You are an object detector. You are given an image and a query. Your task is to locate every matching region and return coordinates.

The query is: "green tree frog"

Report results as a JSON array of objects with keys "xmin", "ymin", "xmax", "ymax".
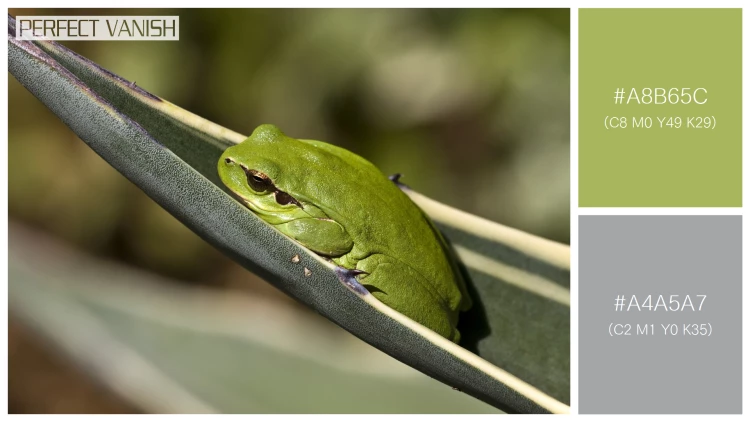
[{"xmin": 218, "ymin": 124, "xmax": 471, "ymax": 342}]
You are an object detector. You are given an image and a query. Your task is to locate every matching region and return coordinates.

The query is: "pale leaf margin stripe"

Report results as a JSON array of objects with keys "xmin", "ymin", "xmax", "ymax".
[
  {"xmin": 9, "ymin": 275, "xmax": 218, "ymax": 414},
  {"xmin": 159, "ymin": 99, "xmax": 246, "ymax": 144},
  {"xmin": 359, "ymin": 292, "xmax": 571, "ymax": 414},
  {"xmin": 406, "ymin": 190, "xmax": 571, "ymax": 271},
  {"xmin": 455, "ymin": 245, "xmax": 570, "ymax": 307}
]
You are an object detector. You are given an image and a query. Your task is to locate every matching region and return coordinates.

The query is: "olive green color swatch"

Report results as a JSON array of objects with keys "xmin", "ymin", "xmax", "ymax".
[{"xmin": 579, "ymin": 9, "xmax": 742, "ymax": 207}]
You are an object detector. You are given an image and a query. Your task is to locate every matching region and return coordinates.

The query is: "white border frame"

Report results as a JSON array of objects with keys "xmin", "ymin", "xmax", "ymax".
[{"xmin": 4, "ymin": 2, "xmax": 748, "ymax": 419}]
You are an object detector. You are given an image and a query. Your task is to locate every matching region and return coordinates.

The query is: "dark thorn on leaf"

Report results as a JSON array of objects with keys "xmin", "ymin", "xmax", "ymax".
[
  {"xmin": 334, "ymin": 267, "xmax": 370, "ymax": 295},
  {"xmin": 388, "ymin": 173, "xmax": 411, "ymax": 191}
]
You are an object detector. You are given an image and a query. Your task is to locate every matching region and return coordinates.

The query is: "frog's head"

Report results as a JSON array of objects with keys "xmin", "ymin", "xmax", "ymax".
[{"xmin": 218, "ymin": 124, "xmax": 311, "ymax": 224}]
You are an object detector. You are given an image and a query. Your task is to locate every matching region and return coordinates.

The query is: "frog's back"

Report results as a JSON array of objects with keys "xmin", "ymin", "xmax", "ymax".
[{"xmin": 299, "ymin": 138, "xmax": 470, "ymax": 315}]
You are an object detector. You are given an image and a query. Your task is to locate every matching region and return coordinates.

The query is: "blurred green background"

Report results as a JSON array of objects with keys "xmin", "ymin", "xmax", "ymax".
[{"xmin": 8, "ymin": 8, "xmax": 570, "ymax": 413}]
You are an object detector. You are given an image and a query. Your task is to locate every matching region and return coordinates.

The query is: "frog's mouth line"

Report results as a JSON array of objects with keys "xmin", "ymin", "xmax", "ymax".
[
  {"xmin": 227, "ymin": 190, "xmax": 271, "ymax": 215},
  {"xmin": 226, "ymin": 189, "xmax": 316, "ymax": 225},
  {"xmin": 224, "ymin": 189, "xmax": 266, "ymax": 216}
]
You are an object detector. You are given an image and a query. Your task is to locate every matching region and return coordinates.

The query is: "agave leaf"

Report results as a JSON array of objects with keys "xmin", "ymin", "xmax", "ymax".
[{"xmin": 8, "ymin": 15, "xmax": 569, "ymax": 413}]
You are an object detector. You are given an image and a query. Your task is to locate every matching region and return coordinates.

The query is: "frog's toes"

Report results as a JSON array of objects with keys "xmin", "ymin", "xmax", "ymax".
[
  {"xmin": 334, "ymin": 267, "xmax": 370, "ymax": 295},
  {"xmin": 388, "ymin": 173, "xmax": 411, "ymax": 191}
]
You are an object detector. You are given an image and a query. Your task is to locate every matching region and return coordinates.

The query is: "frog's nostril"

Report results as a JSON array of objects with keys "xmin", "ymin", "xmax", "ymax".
[{"xmin": 224, "ymin": 157, "xmax": 234, "ymax": 165}]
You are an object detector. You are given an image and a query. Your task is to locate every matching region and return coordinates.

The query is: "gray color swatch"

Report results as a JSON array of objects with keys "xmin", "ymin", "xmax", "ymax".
[{"xmin": 579, "ymin": 216, "xmax": 741, "ymax": 414}]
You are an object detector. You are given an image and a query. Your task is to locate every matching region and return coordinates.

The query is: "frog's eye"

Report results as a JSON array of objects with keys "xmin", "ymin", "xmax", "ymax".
[
  {"xmin": 245, "ymin": 169, "xmax": 273, "ymax": 193},
  {"xmin": 274, "ymin": 191, "xmax": 302, "ymax": 208}
]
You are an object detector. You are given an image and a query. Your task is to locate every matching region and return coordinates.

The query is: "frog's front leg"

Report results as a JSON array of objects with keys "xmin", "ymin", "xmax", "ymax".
[
  {"xmin": 341, "ymin": 254, "xmax": 460, "ymax": 342},
  {"xmin": 275, "ymin": 218, "xmax": 353, "ymax": 257}
]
